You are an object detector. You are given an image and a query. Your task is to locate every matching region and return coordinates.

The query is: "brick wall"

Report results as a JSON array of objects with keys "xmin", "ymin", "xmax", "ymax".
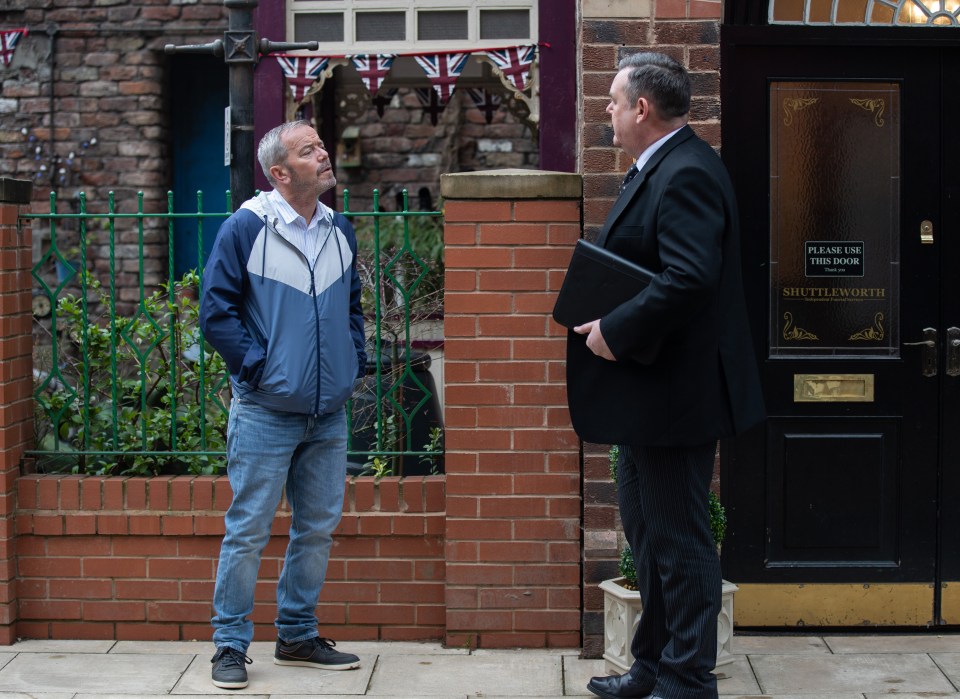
[
  {"xmin": 578, "ymin": 0, "xmax": 723, "ymax": 658},
  {"xmin": 0, "ymin": 0, "xmax": 228, "ymax": 305},
  {"xmin": 14, "ymin": 474, "xmax": 445, "ymax": 641},
  {"xmin": 441, "ymin": 169, "xmax": 583, "ymax": 649},
  {"xmin": 0, "ymin": 179, "xmax": 34, "ymax": 645}
]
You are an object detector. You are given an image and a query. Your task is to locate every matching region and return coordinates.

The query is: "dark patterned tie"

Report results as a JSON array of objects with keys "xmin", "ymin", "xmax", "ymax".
[{"xmin": 620, "ymin": 164, "xmax": 639, "ymax": 194}]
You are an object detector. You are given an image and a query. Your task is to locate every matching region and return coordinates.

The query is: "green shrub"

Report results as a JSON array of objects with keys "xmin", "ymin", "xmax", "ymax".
[{"xmin": 32, "ymin": 271, "xmax": 230, "ymax": 476}]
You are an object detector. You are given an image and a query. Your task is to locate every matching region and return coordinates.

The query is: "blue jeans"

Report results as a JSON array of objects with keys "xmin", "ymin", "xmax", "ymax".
[{"xmin": 212, "ymin": 396, "xmax": 348, "ymax": 652}]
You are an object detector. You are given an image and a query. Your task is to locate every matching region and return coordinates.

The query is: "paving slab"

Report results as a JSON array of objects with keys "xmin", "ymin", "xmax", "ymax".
[
  {"xmin": 750, "ymin": 653, "xmax": 956, "ymax": 694},
  {"xmin": 864, "ymin": 694, "xmax": 960, "ymax": 698},
  {"xmin": 826, "ymin": 634, "xmax": 960, "ymax": 654},
  {"xmin": 367, "ymin": 653, "xmax": 563, "ymax": 696},
  {"xmin": 0, "ymin": 694, "xmax": 74, "ymax": 699},
  {"xmin": 723, "ymin": 696, "xmax": 864, "ymax": 699},
  {"xmin": 7, "ymin": 640, "xmax": 116, "ymax": 653},
  {"xmin": 561, "ymin": 656, "xmax": 605, "ymax": 695},
  {"xmin": 734, "ymin": 635, "xmax": 831, "ymax": 654},
  {"xmin": 272, "ymin": 696, "xmax": 464, "ymax": 699},
  {"xmin": 173, "ymin": 650, "xmax": 374, "ymax": 695},
  {"xmin": 111, "ymin": 641, "xmax": 212, "ymax": 655},
  {"xmin": 715, "ymin": 655, "xmax": 761, "ymax": 695},
  {"xmin": 931, "ymin": 652, "xmax": 960, "ymax": 687},
  {"xmin": 346, "ymin": 641, "xmax": 468, "ymax": 656},
  {"xmin": 0, "ymin": 652, "xmax": 192, "ymax": 694}
]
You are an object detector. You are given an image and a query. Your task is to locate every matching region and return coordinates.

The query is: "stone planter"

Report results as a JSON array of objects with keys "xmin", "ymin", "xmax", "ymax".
[{"xmin": 600, "ymin": 577, "xmax": 739, "ymax": 675}]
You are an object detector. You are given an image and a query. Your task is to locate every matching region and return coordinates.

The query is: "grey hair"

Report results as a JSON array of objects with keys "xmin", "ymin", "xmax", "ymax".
[
  {"xmin": 618, "ymin": 52, "xmax": 690, "ymax": 119},
  {"xmin": 257, "ymin": 120, "xmax": 314, "ymax": 185}
]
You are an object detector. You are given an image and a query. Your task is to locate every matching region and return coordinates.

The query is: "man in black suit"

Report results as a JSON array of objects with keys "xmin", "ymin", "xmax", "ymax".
[{"xmin": 571, "ymin": 53, "xmax": 764, "ymax": 699}]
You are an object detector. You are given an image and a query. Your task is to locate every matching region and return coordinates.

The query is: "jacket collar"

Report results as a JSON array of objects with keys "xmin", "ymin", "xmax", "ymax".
[{"xmin": 597, "ymin": 125, "xmax": 695, "ymax": 247}]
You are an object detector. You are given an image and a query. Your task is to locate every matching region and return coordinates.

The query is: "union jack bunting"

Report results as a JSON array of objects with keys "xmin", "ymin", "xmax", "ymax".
[
  {"xmin": 466, "ymin": 88, "xmax": 501, "ymax": 124},
  {"xmin": 0, "ymin": 28, "xmax": 27, "ymax": 68},
  {"xmin": 349, "ymin": 54, "xmax": 396, "ymax": 96},
  {"xmin": 414, "ymin": 52, "xmax": 469, "ymax": 105},
  {"xmin": 485, "ymin": 44, "xmax": 537, "ymax": 92},
  {"xmin": 276, "ymin": 56, "xmax": 329, "ymax": 103}
]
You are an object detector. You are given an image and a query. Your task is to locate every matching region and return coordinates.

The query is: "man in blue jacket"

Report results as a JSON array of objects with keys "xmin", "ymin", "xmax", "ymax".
[{"xmin": 200, "ymin": 120, "xmax": 367, "ymax": 689}]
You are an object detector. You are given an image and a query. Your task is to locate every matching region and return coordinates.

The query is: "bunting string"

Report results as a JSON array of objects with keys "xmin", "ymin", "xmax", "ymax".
[
  {"xmin": 414, "ymin": 52, "xmax": 469, "ymax": 105},
  {"xmin": 276, "ymin": 55, "xmax": 329, "ymax": 102},
  {"xmin": 349, "ymin": 53, "xmax": 396, "ymax": 96},
  {"xmin": 272, "ymin": 43, "xmax": 541, "ymax": 109},
  {"xmin": 0, "ymin": 27, "xmax": 28, "ymax": 68},
  {"xmin": 485, "ymin": 45, "xmax": 537, "ymax": 92}
]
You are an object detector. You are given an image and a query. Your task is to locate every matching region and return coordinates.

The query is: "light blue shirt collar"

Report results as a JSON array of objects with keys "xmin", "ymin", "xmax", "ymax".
[{"xmin": 634, "ymin": 125, "xmax": 684, "ymax": 174}]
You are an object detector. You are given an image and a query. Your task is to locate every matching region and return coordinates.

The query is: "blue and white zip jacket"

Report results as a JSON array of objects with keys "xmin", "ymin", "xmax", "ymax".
[{"xmin": 200, "ymin": 191, "xmax": 366, "ymax": 415}]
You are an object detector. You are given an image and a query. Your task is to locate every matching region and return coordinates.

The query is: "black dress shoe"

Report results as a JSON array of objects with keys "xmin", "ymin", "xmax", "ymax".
[{"xmin": 586, "ymin": 672, "xmax": 652, "ymax": 699}]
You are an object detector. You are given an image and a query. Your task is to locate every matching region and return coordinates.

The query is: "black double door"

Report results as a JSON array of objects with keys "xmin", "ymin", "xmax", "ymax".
[{"xmin": 721, "ymin": 32, "xmax": 960, "ymax": 626}]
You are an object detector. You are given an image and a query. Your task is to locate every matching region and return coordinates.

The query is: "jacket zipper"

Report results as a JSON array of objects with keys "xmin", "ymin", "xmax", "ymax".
[{"xmin": 307, "ymin": 260, "xmax": 323, "ymax": 417}]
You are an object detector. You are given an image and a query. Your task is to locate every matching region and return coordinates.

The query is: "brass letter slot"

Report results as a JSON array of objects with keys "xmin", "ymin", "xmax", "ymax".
[{"xmin": 794, "ymin": 374, "xmax": 875, "ymax": 402}]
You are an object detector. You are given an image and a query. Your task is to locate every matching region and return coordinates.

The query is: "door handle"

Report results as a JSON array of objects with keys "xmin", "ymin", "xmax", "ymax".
[
  {"xmin": 948, "ymin": 327, "xmax": 960, "ymax": 377},
  {"xmin": 903, "ymin": 327, "xmax": 938, "ymax": 377}
]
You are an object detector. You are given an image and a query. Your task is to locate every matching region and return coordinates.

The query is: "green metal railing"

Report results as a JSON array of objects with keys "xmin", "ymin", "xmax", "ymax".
[{"xmin": 23, "ymin": 189, "xmax": 443, "ymax": 477}]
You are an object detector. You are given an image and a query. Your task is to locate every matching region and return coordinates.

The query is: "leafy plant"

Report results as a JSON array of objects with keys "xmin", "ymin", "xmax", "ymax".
[
  {"xmin": 366, "ymin": 456, "xmax": 394, "ymax": 481},
  {"xmin": 618, "ymin": 545, "xmax": 638, "ymax": 589},
  {"xmin": 32, "ymin": 271, "xmax": 230, "ymax": 476},
  {"xmin": 420, "ymin": 426, "xmax": 444, "ymax": 475}
]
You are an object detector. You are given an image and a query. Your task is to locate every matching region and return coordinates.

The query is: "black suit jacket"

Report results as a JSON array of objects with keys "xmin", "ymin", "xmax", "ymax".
[{"xmin": 566, "ymin": 125, "xmax": 765, "ymax": 447}]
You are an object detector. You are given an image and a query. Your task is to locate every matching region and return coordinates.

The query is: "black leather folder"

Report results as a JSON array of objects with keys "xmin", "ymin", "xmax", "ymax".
[{"xmin": 552, "ymin": 239, "xmax": 662, "ymax": 364}]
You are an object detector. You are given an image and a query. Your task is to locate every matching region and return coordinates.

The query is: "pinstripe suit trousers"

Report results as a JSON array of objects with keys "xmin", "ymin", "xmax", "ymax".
[{"xmin": 617, "ymin": 443, "xmax": 721, "ymax": 699}]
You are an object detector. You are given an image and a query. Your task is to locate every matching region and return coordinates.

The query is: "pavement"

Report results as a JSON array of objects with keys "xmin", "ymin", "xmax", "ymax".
[{"xmin": 0, "ymin": 634, "xmax": 959, "ymax": 697}]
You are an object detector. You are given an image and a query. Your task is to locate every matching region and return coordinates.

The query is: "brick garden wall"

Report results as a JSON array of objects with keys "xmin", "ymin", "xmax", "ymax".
[
  {"xmin": 0, "ymin": 172, "xmax": 585, "ymax": 646},
  {"xmin": 14, "ymin": 474, "xmax": 445, "ymax": 641},
  {"xmin": 579, "ymin": 0, "xmax": 723, "ymax": 658},
  {"xmin": 441, "ymin": 169, "xmax": 583, "ymax": 649},
  {"xmin": 0, "ymin": 180, "xmax": 34, "ymax": 645}
]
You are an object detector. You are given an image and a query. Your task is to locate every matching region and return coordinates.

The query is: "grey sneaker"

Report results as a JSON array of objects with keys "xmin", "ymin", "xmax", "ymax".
[
  {"xmin": 211, "ymin": 647, "xmax": 251, "ymax": 689},
  {"xmin": 274, "ymin": 636, "xmax": 360, "ymax": 670}
]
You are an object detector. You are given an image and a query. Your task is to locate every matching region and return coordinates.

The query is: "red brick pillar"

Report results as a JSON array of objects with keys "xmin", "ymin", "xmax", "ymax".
[
  {"xmin": 441, "ymin": 170, "xmax": 583, "ymax": 648},
  {"xmin": 0, "ymin": 178, "xmax": 34, "ymax": 644}
]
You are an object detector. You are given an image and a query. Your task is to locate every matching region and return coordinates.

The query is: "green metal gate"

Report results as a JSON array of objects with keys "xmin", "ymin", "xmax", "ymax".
[{"xmin": 23, "ymin": 189, "xmax": 443, "ymax": 477}]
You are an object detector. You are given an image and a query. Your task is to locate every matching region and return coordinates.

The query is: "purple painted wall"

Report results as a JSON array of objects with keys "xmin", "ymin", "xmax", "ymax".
[
  {"xmin": 253, "ymin": 0, "xmax": 286, "ymax": 193},
  {"xmin": 538, "ymin": 0, "xmax": 577, "ymax": 173}
]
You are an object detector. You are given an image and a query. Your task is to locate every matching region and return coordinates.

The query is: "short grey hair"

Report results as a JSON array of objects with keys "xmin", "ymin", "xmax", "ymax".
[
  {"xmin": 618, "ymin": 52, "xmax": 690, "ymax": 119},
  {"xmin": 257, "ymin": 120, "xmax": 313, "ymax": 185}
]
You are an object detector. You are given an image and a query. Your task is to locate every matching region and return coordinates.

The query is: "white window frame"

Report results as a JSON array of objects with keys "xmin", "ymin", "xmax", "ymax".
[{"xmin": 287, "ymin": 0, "xmax": 539, "ymax": 53}]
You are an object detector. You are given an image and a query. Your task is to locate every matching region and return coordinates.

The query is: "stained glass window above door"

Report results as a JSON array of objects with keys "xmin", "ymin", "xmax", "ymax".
[{"xmin": 770, "ymin": 0, "xmax": 959, "ymax": 24}]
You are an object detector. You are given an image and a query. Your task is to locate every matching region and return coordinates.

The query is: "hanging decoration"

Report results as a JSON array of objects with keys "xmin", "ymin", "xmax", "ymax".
[
  {"xmin": 270, "ymin": 43, "xmax": 544, "ymax": 127},
  {"xmin": 276, "ymin": 55, "xmax": 330, "ymax": 102},
  {"xmin": 0, "ymin": 27, "xmax": 28, "ymax": 68},
  {"xmin": 415, "ymin": 88, "xmax": 445, "ymax": 126},
  {"xmin": 20, "ymin": 126, "xmax": 98, "ymax": 187},
  {"xmin": 349, "ymin": 53, "xmax": 397, "ymax": 96},
  {"xmin": 483, "ymin": 44, "xmax": 537, "ymax": 92},
  {"xmin": 413, "ymin": 52, "xmax": 469, "ymax": 105},
  {"xmin": 466, "ymin": 88, "xmax": 502, "ymax": 124}
]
